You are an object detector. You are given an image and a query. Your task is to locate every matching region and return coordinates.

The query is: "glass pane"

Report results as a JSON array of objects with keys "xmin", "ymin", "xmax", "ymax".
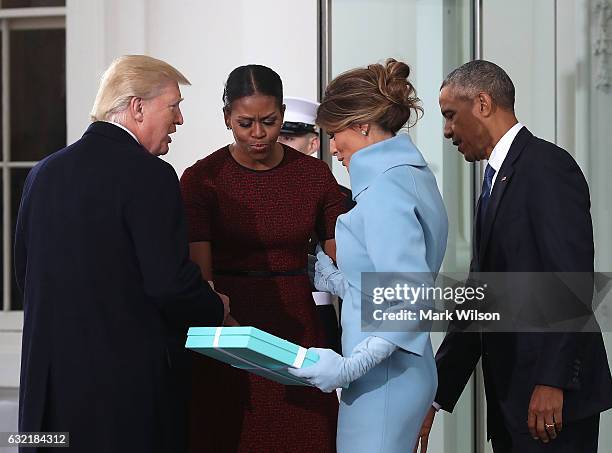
[
  {"xmin": 0, "ymin": 172, "xmax": 3, "ymax": 310},
  {"xmin": 1, "ymin": 30, "xmax": 3, "ymax": 160},
  {"xmin": 10, "ymin": 168, "xmax": 30, "ymax": 310},
  {"xmin": 330, "ymin": 0, "xmax": 473, "ymax": 268},
  {"xmin": 330, "ymin": 1, "xmax": 474, "ymax": 451},
  {"xmin": 0, "ymin": 32, "xmax": 3, "ymax": 310},
  {"xmin": 0, "ymin": 0, "xmax": 65, "ymax": 8},
  {"xmin": 483, "ymin": 0, "xmax": 556, "ymax": 143},
  {"xmin": 10, "ymin": 28, "xmax": 66, "ymax": 162},
  {"xmin": 581, "ymin": 2, "xmax": 612, "ymax": 450}
]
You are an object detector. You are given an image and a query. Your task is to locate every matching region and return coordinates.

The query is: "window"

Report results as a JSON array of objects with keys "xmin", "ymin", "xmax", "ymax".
[{"xmin": 0, "ymin": 1, "xmax": 66, "ymax": 313}]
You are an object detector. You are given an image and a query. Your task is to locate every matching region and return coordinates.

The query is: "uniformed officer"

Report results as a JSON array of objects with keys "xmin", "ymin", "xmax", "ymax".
[{"xmin": 278, "ymin": 97, "xmax": 321, "ymax": 156}]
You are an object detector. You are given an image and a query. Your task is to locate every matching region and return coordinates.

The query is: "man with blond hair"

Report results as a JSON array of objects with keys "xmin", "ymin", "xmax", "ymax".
[{"xmin": 15, "ymin": 55, "xmax": 228, "ymax": 453}]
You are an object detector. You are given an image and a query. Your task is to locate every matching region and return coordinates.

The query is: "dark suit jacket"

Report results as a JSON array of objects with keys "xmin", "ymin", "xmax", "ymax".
[
  {"xmin": 435, "ymin": 127, "xmax": 612, "ymax": 438},
  {"xmin": 14, "ymin": 122, "xmax": 224, "ymax": 453}
]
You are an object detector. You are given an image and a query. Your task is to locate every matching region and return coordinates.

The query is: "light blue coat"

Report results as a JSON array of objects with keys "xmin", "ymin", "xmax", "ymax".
[{"xmin": 335, "ymin": 133, "xmax": 448, "ymax": 453}]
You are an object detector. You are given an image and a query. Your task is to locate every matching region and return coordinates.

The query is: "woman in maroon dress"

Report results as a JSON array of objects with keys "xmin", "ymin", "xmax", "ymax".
[{"xmin": 180, "ymin": 65, "xmax": 345, "ymax": 452}]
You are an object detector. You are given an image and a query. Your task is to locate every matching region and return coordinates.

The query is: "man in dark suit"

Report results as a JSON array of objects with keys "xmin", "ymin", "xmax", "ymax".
[
  {"xmin": 415, "ymin": 60, "xmax": 612, "ymax": 452},
  {"xmin": 14, "ymin": 55, "xmax": 228, "ymax": 453}
]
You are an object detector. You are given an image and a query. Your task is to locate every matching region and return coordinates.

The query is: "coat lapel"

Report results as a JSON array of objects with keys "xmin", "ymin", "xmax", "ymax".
[
  {"xmin": 84, "ymin": 121, "xmax": 143, "ymax": 148},
  {"xmin": 473, "ymin": 196, "xmax": 483, "ymax": 271},
  {"xmin": 478, "ymin": 127, "xmax": 533, "ymax": 264}
]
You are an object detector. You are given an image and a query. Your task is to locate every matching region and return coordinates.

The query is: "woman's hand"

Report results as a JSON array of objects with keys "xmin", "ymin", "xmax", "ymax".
[
  {"xmin": 287, "ymin": 348, "xmax": 349, "ymax": 393},
  {"xmin": 314, "ymin": 246, "xmax": 347, "ymax": 298},
  {"xmin": 288, "ymin": 337, "xmax": 397, "ymax": 393}
]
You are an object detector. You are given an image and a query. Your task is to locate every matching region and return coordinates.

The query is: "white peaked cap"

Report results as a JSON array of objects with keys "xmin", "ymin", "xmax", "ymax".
[{"xmin": 283, "ymin": 97, "xmax": 320, "ymax": 126}]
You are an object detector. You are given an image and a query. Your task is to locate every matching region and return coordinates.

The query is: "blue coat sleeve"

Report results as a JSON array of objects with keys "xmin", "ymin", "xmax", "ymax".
[{"xmin": 360, "ymin": 166, "xmax": 434, "ymax": 355}]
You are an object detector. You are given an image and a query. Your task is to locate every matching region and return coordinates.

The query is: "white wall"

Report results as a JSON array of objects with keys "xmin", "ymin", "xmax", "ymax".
[
  {"xmin": 0, "ymin": 314, "xmax": 22, "ymax": 388},
  {"xmin": 0, "ymin": 387, "xmax": 18, "ymax": 453},
  {"xmin": 67, "ymin": 0, "xmax": 319, "ymax": 178}
]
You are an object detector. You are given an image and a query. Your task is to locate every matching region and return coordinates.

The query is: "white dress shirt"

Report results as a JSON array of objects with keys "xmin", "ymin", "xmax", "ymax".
[
  {"xmin": 486, "ymin": 122, "xmax": 524, "ymax": 193},
  {"xmin": 103, "ymin": 120, "xmax": 141, "ymax": 145}
]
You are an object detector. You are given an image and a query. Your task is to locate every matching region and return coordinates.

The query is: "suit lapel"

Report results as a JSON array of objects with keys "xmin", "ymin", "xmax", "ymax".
[
  {"xmin": 478, "ymin": 127, "xmax": 533, "ymax": 264},
  {"xmin": 473, "ymin": 196, "xmax": 483, "ymax": 271}
]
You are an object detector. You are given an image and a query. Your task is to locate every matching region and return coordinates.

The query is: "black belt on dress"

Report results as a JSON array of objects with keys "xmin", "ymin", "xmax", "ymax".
[{"xmin": 213, "ymin": 268, "xmax": 307, "ymax": 277}]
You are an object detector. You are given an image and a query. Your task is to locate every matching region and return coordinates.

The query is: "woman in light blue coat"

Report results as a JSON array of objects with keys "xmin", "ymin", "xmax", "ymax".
[{"xmin": 289, "ymin": 59, "xmax": 448, "ymax": 452}]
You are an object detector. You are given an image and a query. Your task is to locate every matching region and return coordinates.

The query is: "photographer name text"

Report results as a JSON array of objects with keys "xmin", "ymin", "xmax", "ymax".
[{"xmin": 372, "ymin": 309, "xmax": 500, "ymax": 322}]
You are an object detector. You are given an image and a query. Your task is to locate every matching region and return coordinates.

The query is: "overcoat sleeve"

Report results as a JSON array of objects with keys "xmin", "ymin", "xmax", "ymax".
[
  {"xmin": 123, "ymin": 160, "xmax": 223, "ymax": 330},
  {"xmin": 528, "ymin": 148, "xmax": 593, "ymax": 390}
]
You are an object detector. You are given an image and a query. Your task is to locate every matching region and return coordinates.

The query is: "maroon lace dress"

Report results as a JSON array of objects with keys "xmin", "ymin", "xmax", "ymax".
[{"xmin": 180, "ymin": 145, "xmax": 346, "ymax": 453}]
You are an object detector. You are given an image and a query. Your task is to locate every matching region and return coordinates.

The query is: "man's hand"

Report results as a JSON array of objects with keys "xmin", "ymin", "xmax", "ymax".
[
  {"xmin": 414, "ymin": 406, "xmax": 436, "ymax": 453},
  {"xmin": 527, "ymin": 385, "xmax": 563, "ymax": 443},
  {"xmin": 215, "ymin": 291, "xmax": 230, "ymax": 322},
  {"xmin": 224, "ymin": 314, "xmax": 240, "ymax": 326}
]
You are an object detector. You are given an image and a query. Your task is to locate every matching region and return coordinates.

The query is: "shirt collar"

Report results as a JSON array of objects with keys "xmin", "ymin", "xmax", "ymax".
[
  {"xmin": 349, "ymin": 133, "xmax": 427, "ymax": 199},
  {"xmin": 103, "ymin": 120, "xmax": 140, "ymax": 145},
  {"xmin": 487, "ymin": 122, "xmax": 523, "ymax": 172}
]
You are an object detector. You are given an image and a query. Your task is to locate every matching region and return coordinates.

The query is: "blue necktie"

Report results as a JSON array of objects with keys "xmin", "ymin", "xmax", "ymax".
[{"xmin": 480, "ymin": 164, "xmax": 496, "ymax": 215}]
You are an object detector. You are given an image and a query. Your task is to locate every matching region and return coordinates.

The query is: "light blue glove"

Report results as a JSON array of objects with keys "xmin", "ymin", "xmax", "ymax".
[
  {"xmin": 288, "ymin": 336, "xmax": 397, "ymax": 393},
  {"xmin": 288, "ymin": 348, "xmax": 348, "ymax": 392},
  {"xmin": 314, "ymin": 245, "xmax": 348, "ymax": 298}
]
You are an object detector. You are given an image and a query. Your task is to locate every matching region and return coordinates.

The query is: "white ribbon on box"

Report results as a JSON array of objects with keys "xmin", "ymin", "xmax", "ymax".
[
  {"xmin": 292, "ymin": 344, "xmax": 307, "ymax": 368},
  {"xmin": 212, "ymin": 327, "xmax": 310, "ymax": 384}
]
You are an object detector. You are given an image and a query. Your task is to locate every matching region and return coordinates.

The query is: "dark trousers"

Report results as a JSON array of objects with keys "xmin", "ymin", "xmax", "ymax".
[{"xmin": 491, "ymin": 414, "xmax": 600, "ymax": 453}]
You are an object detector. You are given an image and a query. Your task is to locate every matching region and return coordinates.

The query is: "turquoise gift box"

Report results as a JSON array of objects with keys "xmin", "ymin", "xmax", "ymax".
[{"xmin": 185, "ymin": 326, "xmax": 319, "ymax": 386}]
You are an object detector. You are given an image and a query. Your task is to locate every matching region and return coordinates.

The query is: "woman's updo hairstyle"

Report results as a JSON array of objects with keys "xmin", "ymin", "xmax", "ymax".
[
  {"xmin": 222, "ymin": 64, "xmax": 283, "ymax": 112},
  {"xmin": 316, "ymin": 58, "xmax": 422, "ymax": 134}
]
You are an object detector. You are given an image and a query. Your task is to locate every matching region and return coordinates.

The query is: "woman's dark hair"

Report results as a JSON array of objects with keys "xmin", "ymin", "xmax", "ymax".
[
  {"xmin": 222, "ymin": 64, "xmax": 283, "ymax": 111},
  {"xmin": 317, "ymin": 58, "xmax": 423, "ymax": 134}
]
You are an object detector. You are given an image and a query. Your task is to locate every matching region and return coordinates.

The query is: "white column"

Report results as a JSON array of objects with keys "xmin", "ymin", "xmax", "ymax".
[{"xmin": 66, "ymin": 0, "xmax": 106, "ymax": 142}]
